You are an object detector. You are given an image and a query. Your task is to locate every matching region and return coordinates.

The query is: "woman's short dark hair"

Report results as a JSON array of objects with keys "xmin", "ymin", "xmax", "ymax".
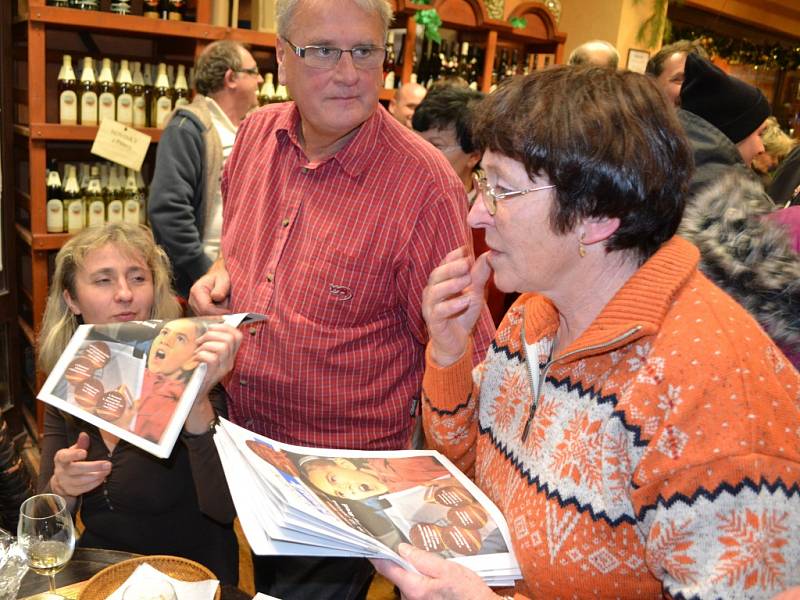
[
  {"xmin": 472, "ymin": 65, "xmax": 694, "ymax": 262},
  {"xmin": 412, "ymin": 85, "xmax": 484, "ymax": 154}
]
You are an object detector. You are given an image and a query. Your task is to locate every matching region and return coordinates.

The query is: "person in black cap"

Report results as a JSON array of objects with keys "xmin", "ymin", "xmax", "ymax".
[{"xmin": 678, "ymin": 53, "xmax": 770, "ymax": 197}]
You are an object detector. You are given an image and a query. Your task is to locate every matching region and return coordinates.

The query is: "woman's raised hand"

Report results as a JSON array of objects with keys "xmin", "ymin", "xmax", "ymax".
[{"xmin": 422, "ymin": 247, "xmax": 492, "ymax": 367}]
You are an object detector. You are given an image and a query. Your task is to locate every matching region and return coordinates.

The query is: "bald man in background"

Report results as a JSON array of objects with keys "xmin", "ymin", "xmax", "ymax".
[
  {"xmin": 388, "ymin": 81, "xmax": 427, "ymax": 128},
  {"xmin": 567, "ymin": 40, "xmax": 619, "ymax": 69}
]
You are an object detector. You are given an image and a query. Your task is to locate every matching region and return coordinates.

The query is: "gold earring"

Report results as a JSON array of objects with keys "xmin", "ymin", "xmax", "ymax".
[{"xmin": 579, "ymin": 233, "xmax": 587, "ymax": 258}]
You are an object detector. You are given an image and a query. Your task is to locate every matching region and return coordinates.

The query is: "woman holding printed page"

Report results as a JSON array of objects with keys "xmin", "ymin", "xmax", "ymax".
[
  {"xmin": 373, "ymin": 67, "xmax": 800, "ymax": 599},
  {"xmin": 36, "ymin": 223, "xmax": 243, "ymax": 584}
]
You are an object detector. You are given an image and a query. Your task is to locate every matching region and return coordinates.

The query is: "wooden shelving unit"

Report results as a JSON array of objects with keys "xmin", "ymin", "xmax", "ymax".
[
  {"xmin": 10, "ymin": 0, "xmax": 283, "ymax": 430},
  {"xmin": 10, "ymin": 0, "xmax": 565, "ymax": 431}
]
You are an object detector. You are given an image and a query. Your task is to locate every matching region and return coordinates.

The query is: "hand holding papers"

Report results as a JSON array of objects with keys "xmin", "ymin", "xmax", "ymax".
[
  {"xmin": 214, "ymin": 419, "xmax": 522, "ymax": 586},
  {"xmin": 38, "ymin": 313, "xmax": 264, "ymax": 458}
]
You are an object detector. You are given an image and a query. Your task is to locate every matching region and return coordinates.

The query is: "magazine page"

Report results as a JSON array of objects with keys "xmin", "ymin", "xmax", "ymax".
[
  {"xmin": 214, "ymin": 426, "xmax": 375, "ymax": 558},
  {"xmin": 217, "ymin": 419, "xmax": 521, "ymax": 583},
  {"xmin": 38, "ymin": 313, "xmax": 264, "ymax": 459}
]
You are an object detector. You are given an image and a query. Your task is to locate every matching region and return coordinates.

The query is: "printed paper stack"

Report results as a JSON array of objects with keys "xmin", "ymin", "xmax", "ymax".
[{"xmin": 215, "ymin": 418, "xmax": 522, "ymax": 586}]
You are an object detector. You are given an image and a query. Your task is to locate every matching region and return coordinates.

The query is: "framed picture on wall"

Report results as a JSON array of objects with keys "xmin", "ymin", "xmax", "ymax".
[{"xmin": 627, "ymin": 49, "xmax": 650, "ymax": 74}]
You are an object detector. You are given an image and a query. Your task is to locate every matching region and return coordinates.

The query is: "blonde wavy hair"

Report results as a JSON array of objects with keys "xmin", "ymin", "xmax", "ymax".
[
  {"xmin": 761, "ymin": 116, "xmax": 798, "ymax": 163},
  {"xmin": 38, "ymin": 223, "xmax": 182, "ymax": 373}
]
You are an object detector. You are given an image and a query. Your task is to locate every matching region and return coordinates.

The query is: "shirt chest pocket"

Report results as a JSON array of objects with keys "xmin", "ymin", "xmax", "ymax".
[{"xmin": 289, "ymin": 252, "xmax": 392, "ymax": 329}]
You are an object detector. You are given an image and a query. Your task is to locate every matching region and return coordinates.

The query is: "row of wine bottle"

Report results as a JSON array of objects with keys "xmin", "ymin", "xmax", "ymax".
[
  {"xmin": 58, "ymin": 55, "xmax": 191, "ymax": 129},
  {"xmin": 47, "ymin": 0, "xmax": 188, "ymax": 21},
  {"xmin": 46, "ymin": 161, "xmax": 148, "ymax": 233},
  {"xmin": 384, "ymin": 32, "xmax": 551, "ymax": 92}
]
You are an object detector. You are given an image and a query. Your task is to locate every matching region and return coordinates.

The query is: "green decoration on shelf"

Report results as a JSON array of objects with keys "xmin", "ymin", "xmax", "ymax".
[
  {"xmin": 633, "ymin": 0, "xmax": 670, "ymax": 48},
  {"xmin": 415, "ymin": 9, "xmax": 442, "ymax": 43},
  {"xmin": 409, "ymin": 0, "xmax": 428, "ymax": 4},
  {"xmin": 669, "ymin": 25, "xmax": 800, "ymax": 70},
  {"xmin": 509, "ymin": 17, "xmax": 527, "ymax": 29}
]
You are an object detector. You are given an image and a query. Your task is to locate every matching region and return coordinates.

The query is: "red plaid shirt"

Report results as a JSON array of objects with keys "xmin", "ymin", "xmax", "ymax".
[{"xmin": 221, "ymin": 103, "xmax": 495, "ymax": 450}]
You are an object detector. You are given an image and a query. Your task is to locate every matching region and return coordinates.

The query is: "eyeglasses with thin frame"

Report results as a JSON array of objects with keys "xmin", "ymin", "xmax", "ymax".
[
  {"xmin": 283, "ymin": 38, "xmax": 387, "ymax": 70},
  {"xmin": 473, "ymin": 173, "xmax": 556, "ymax": 216},
  {"xmin": 235, "ymin": 67, "xmax": 261, "ymax": 77}
]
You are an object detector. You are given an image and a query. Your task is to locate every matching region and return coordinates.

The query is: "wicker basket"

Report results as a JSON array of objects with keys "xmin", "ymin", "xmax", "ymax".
[{"xmin": 77, "ymin": 555, "xmax": 221, "ymax": 600}]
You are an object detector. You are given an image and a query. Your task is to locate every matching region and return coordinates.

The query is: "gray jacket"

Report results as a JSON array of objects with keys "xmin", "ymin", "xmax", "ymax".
[{"xmin": 148, "ymin": 96, "xmax": 222, "ymax": 297}]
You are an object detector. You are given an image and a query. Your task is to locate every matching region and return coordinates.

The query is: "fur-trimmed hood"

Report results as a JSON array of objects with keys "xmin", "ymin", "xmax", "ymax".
[{"xmin": 679, "ymin": 172, "xmax": 800, "ymax": 360}]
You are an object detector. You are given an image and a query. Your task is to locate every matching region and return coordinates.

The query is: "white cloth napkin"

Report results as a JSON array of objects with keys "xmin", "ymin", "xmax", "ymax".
[
  {"xmin": 107, "ymin": 562, "xmax": 219, "ymax": 600},
  {"xmin": 252, "ymin": 594, "xmax": 283, "ymax": 600}
]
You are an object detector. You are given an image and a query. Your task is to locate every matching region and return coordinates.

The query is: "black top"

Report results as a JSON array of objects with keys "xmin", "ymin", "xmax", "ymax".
[{"xmin": 37, "ymin": 393, "xmax": 238, "ymax": 585}]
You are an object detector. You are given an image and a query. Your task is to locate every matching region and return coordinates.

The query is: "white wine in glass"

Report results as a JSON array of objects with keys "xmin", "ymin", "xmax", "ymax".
[{"xmin": 18, "ymin": 494, "xmax": 76, "ymax": 598}]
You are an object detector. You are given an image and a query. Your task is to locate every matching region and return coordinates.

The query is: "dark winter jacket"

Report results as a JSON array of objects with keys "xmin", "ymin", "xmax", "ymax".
[
  {"xmin": 677, "ymin": 108, "xmax": 754, "ymax": 200},
  {"xmin": 148, "ymin": 97, "xmax": 222, "ymax": 297},
  {"xmin": 679, "ymin": 172, "xmax": 800, "ymax": 367}
]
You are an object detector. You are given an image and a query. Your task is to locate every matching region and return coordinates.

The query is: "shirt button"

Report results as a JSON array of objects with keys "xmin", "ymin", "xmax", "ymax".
[
  {"xmin": 281, "ymin": 218, "xmax": 290, "ymax": 227},
  {"xmin": 266, "ymin": 273, "xmax": 274, "ymax": 283},
  {"xmin": 239, "ymin": 379, "xmax": 248, "ymax": 386},
  {"xmin": 248, "ymin": 326, "xmax": 257, "ymax": 336},
  {"xmin": 245, "ymin": 419, "xmax": 254, "ymax": 427},
  {"xmin": 301, "ymin": 167, "xmax": 309, "ymax": 174}
]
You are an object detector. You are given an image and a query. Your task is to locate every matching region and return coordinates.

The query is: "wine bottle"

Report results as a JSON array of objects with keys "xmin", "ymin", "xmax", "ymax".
[
  {"xmin": 167, "ymin": 0, "xmax": 186, "ymax": 21},
  {"xmin": 70, "ymin": 0, "xmax": 99, "ymax": 9},
  {"xmin": 97, "ymin": 58, "xmax": 116, "ymax": 124},
  {"xmin": 507, "ymin": 50, "xmax": 518, "ymax": 79},
  {"xmin": 142, "ymin": 0, "xmax": 161, "ymax": 18},
  {"xmin": 78, "ymin": 162, "xmax": 90, "ymax": 195},
  {"xmin": 274, "ymin": 82, "xmax": 289, "ymax": 103},
  {"xmin": 152, "ymin": 63, "xmax": 173, "ymax": 129},
  {"xmin": 416, "ymin": 37, "xmax": 429, "ymax": 88},
  {"xmin": 109, "ymin": 0, "xmax": 132, "ymax": 15},
  {"xmin": 457, "ymin": 42, "xmax": 470, "ymax": 81},
  {"xmin": 123, "ymin": 169, "xmax": 141, "ymax": 225},
  {"xmin": 142, "ymin": 63, "xmax": 154, "ymax": 127},
  {"xmin": 58, "ymin": 55, "xmax": 78, "ymax": 126},
  {"xmin": 63, "ymin": 165, "xmax": 85, "ymax": 234},
  {"xmin": 258, "ymin": 73, "xmax": 276, "ymax": 106},
  {"xmin": 173, "ymin": 65, "xmax": 190, "ymax": 108},
  {"xmin": 46, "ymin": 163, "xmax": 64, "ymax": 234},
  {"xmin": 383, "ymin": 31, "xmax": 396, "ymax": 90},
  {"xmin": 106, "ymin": 165, "xmax": 124, "ymax": 224},
  {"xmin": 85, "ymin": 166, "xmax": 105, "ymax": 228},
  {"xmin": 131, "ymin": 62, "xmax": 147, "ymax": 128},
  {"xmin": 135, "ymin": 169, "xmax": 148, "ymax": 224},
  {"xmin": 116, "ymin": 59, "xmax": 134, "ymax": 127},
  {"xmin": 78, "ymin": 57, "xmax": 98, "ymax": 126}
]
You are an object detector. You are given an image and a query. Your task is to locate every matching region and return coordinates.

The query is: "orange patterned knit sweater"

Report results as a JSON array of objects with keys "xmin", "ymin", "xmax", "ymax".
[{"xmin": 422, "ymin": 237, "xmax": 800, "ymax": 599}]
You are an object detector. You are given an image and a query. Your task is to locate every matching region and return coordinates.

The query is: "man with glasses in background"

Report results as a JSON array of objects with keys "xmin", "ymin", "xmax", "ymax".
[
  {"xmin": 149, "ymin": 40, "xmax": 262, "ymax": 298},
  {"xmin": 189, "ymin": 1, "xmax": 494, "ymax": 598}
]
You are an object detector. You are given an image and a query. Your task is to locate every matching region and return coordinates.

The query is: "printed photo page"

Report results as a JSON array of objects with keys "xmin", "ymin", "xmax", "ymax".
[
  {"xmin": 215, "ymin": 418, "xmax": 522, "ymax": 586},
  {"xmin": 38, "ymin": 313, "xmax": 265, "ymax": 459}
]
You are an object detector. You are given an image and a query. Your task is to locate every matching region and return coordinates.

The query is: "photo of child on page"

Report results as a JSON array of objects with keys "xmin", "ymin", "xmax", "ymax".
[{"xmin": 131, "ymin": 318, "xmax": 209, "ymax": 443}]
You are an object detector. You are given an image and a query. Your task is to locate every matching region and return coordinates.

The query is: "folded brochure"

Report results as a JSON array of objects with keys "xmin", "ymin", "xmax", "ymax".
[
  {"xmin": 214, "ymin": 418, "xmax": 522, "ymax": 586},
  {"xmin": 37, "ymin": 313, "xmax": 265, "ymax": 459}
]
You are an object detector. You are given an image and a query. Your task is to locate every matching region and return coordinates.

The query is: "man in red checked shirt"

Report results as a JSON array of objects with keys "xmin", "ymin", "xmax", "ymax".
[{"xmin": 188, "ymin": 0, "xmax": 495, "ymax": 598}]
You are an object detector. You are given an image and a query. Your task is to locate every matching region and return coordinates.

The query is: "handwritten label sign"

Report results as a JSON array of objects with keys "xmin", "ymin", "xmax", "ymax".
[{"xmin": 90, "ymin": 120, "xmax": 152, "ymax": 172}]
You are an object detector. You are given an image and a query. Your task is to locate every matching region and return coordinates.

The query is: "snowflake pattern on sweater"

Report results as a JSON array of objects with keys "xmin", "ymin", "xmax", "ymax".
[{"xmin": 423, "ymin": 237, "xmax": 800, "ymax": 599}]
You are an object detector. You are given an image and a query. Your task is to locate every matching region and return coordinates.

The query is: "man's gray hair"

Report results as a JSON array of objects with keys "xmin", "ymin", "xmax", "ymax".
[
  {"xmin": 567, "ymin": 40, "xmax": 620, "ymax": 69},
  {"xmin": 194, "ymin": 40, "xmax": 246, "ymax": 96},
  {"xmin": 275, "ymin": 0, "xmax": 393, "ymax": 39}
]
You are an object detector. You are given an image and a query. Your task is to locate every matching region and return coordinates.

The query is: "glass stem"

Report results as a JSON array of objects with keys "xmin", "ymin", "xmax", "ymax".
[{"xmin": 48, "ymin": 574, "xmax": 57, "ymax": 592}]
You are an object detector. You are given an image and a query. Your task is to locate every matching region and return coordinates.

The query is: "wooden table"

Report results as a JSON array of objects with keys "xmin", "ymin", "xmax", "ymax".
[{"xmin": 19, "ymin": 547, "xmax": 250, "ymax": 599}]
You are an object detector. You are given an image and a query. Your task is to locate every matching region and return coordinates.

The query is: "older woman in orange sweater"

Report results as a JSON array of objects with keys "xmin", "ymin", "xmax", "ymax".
[{"xmin": 373, "ymin": 66, "xmax": 800, "ymax": 599}]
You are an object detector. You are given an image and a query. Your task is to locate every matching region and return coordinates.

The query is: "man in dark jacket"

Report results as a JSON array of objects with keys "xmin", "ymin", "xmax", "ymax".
[
  {"xmin": 148, "ymin": 41, "xmax": 262, "ymax": 297},
  {"xmin": 677, "ymin": 54, "xmax": 770, "ymax": 199}
]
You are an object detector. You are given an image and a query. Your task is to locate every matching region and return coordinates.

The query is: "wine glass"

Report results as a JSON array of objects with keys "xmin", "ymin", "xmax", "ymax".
[{"xmin": 17, "ymin": 494, "xmax": 76, "ymax": 598}]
